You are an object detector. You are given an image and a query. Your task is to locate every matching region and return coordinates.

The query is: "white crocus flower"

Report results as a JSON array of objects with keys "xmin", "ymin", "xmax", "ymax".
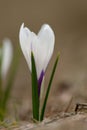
[
  {"xmin": 1, "ymin": 38, "xmax": 13, "ymax": 79},
  {"xmin": 19, "ymin": 23, "xmax": 55, "ymax": 97}
]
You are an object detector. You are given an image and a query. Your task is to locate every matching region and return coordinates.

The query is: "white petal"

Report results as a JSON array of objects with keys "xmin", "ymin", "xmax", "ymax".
[
  {"xmin": 38, "ymin": 24, "xmax": 55, "ymax": 45},
  {"xmin": 31, "ymin": 24, "xmax": 55, "ymax": 78},
  {"xmin": 1, "ymin": 38, "xmax": 13, "ymax": 79},
  {"xmin": 19, "ymin": 23, "xmax": 32, "ymax": 71},
  {"xmin": 36, "ymin": 24, "xmax": 55, "ymax": 78}
]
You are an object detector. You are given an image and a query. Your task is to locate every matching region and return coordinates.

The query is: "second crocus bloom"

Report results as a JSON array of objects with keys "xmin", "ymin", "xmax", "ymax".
[{"xmin": 0, "ymin": 38, "xmax": 13, "ymax": 79}]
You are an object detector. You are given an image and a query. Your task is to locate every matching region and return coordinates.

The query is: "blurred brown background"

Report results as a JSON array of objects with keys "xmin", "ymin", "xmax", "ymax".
[{"xmin": 0, "ymin": 0, "xmax": 87, "ymax": 116}]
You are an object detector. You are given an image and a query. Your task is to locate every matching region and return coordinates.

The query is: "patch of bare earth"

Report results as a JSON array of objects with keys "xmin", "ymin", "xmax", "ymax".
[{"xmin": 0, "ymin": 112, "xmax": 87, "ymax": 130}]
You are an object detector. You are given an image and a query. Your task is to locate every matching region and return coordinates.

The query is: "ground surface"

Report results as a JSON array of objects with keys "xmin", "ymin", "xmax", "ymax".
[{"xmin": 1, "ymin": 113, "xmax": 87, "ymax": 130}]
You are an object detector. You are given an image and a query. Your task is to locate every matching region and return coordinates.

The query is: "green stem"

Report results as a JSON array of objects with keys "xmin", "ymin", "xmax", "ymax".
[
  {"xmin": 0, "ymin": 55, "xmax": 3, "ymax": 102},
  {"xmin": 0, "ymin": 73, "xmax": 2, "ymax": 96},
  {"xmin": 1, "ymin": 48, "xmax": 20, "ymax": 111},
  {"xmin": 31, "ymin": 52, "xmax": 39, "ymax": 121},
  {"xmin": 40, "ymin": 54, "xmax": 60, "ymax": 121},
  {"xmin": 0, "ymin": 54, "xmax": 4, "ymax": 121}
]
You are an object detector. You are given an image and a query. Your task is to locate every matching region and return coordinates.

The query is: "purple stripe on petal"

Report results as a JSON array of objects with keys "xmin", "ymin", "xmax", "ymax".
[{"xmin": 38, "ymin": 70, "xmax": 44, "ymax": 97}]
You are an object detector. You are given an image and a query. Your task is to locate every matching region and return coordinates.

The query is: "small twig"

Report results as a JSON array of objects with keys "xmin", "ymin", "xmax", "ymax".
[
  {"xmin": 75, "ymin": 103, "xmax": 79, "ymax": 113},
  {"xmin": 75, "ymin": 103, "xmax": 87, "ymax": 113}
]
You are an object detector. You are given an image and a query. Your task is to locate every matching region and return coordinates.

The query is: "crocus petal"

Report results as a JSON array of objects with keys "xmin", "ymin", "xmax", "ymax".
[
  {"xmin": 39, "ymin": 24, "xmax": 55, "ymax": 72},
  {"xmin": 19, "ymin": 23, "xmax": 32, "ymax": 71},
  {"xmin": 1, "ymin": 38, "xmax": 13, "ymax": 79},
  {"xmin": 19, "ymin": 23, "xmax": 55, "ymax": 79},
  {"xmin": 32, "ymin": 24, "xmax": 55, "ymax": 78}
]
